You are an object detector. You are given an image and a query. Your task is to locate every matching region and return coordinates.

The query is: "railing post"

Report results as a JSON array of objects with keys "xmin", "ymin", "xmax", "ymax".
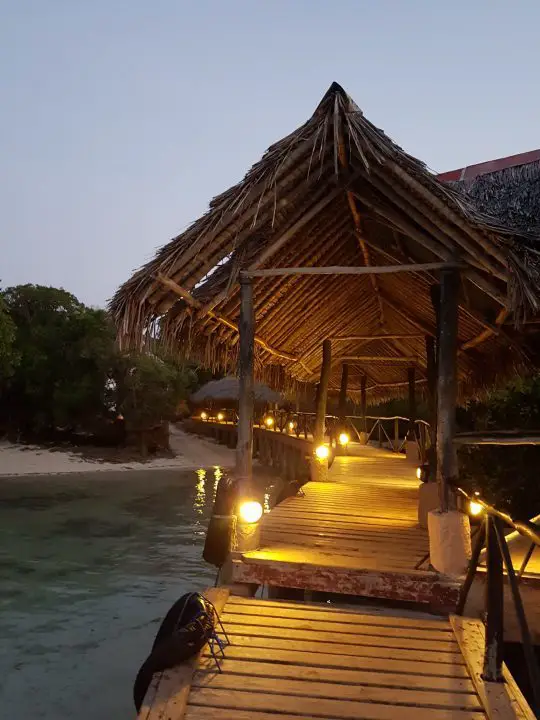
[
  {"xmin": 360, "ymin": 375, "xmax": 367, "ymax": 443},
  {"xmin": 394, "ymin": 417, "xmax": 399, "ymax": 452},
  {"xmin": 483, "ymin": 515, "xmax": 504, "ymax": 682},
  {"xmin": 236, "ymin": 276, "xmax": 255, "ymax": 494}
]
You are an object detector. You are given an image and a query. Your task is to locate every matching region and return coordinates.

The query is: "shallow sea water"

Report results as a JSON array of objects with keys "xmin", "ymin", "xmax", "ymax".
[{"xmin": 0, "ymin": 467, "xmax": 242, "ymax": 719}]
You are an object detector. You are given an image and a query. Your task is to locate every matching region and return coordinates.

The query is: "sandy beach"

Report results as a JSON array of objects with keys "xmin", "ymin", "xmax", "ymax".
[{"xmin": 0, "ymin": 425, "xmax": 234, "ymax": 476}]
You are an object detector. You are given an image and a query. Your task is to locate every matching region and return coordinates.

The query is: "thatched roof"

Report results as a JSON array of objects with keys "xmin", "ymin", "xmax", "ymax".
[
  {"xmin": 439, "ymin": 150, "xmax": 540, "ymax": 235},
  {"xmin": 110, "ymin": 83, "xmax": 540, "ymax": 402},
  {"xmin": 191, "ymin": 377, "xmax": 282, "ymax": 405}
]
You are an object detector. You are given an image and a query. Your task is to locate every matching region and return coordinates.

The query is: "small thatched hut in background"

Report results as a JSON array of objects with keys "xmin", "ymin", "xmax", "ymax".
[{"xmin": 190, "ymin": 376, "xmax": 282, "ymax": 415}]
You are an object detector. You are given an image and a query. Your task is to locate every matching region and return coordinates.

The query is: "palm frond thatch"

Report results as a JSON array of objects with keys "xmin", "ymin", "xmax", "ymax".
[
  {"xmin": 191, "ymin": 377, "xmax": 282, "ymax": 405},
  {"xmin": 110, "ymin": 83, "xmax": 540, "ymax": 403}
]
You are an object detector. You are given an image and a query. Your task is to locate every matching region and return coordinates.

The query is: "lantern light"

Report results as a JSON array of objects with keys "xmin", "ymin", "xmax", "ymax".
[
  {"xmin": 416, "ymin": 467, "xmax": 422, "ymax": 481},
  {"xmin": 338, "ymin": 432, "xmax": 350, "ymax": 447},
  {"xmin": 288, "ymin": 421, "xmax": 295, "ymax": 431},
  {"xmin": 200, "ymin": 411, "xmax": 208, "ymax": 421},
  {"xmin": 264, "ymin": 416, "xmax": 274, "ymax": 428},
  {"xmin": 469, "ymin": 494, "xmax": 484, "ymax": 517},
  {"xmin": 315, "ymin": 444, "xmax": 330, "ymax": 460},
  {"xmin": 217, "ymin": 412, "xmax": 224, "ymax": 422},
  {"xmin": 239, "ymin": 500, "xmax": 263, "ymax": 524}
]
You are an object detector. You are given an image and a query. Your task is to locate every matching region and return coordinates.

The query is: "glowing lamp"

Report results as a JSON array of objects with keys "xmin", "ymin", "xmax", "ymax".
[
  {"xmin": 315, "ymin": 444, "xmax": 330, "ymax": 460},
  {"xmin": 288, "ymin": 421, "xmax": 295, "ymax": 431},
  {"xmin": 338, "ymin": 432, "xmax": 350, "ymax": 446},
  {"xmin": 469, "ymin": 500, "xmax": 483, "ymax": 517},
  {"xmin": 239, "ymin": 500, "xmax": 263, "ymax": 524},
  {"xmin": 264, "ymin": 416, "xmax": 274, "ymax": 428},
  {"xmin": 217, "ymin": 412, "xmax": 224, "ymax": 422},
  {"xmin": 416, "ymin": 467, "xmax": 422, "ymax": 481},
  {"xmin": 200, "ymin": 411, "xmax": 208, "ymax": 421}
]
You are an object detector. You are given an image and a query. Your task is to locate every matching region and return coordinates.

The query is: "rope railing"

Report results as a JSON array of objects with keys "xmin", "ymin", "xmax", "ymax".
[{"xmin": 455, "ymin": 485, "xmax": 540, "ymax": 713}]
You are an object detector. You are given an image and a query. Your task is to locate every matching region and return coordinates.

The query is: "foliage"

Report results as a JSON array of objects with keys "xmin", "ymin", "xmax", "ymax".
[
  {"xmin": 0, "ymin": 292, "xmax": 18, "ymax": 380},
  {"xmin": 115, "ymin": 352, "xmax": 196, "ymax": 432},
  {"xmin": 0, "ymin": 285, "xmax": 199, "ymax": 449},
  {"xmin": 457, "ymin": 374, "xmax": 540, "ymax": 521},
  {"xmin": 1, "ymin": 285, "xmax": 116, "ymax": 434}
]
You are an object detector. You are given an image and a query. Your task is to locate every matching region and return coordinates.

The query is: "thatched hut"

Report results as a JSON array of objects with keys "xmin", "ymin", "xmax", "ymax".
[
  {"xmin": 190, "ymin": 376, "xmax": 282, "ymax": 413},
  {"xmin": 110, "ymin": 83, "xmax": 540, "ymax": 404}
]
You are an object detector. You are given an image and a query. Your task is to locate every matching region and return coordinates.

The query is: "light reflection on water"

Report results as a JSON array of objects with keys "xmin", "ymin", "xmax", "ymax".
[{"xmin": 0, "ymin": 468, "xmax": 231, "ymax": 719}]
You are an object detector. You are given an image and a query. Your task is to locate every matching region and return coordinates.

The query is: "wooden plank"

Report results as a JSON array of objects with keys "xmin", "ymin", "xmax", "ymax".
[
  {"xmin": 138, "ymin": 587, "xmax": 229, "ymax": 720},
  {"xmin": 197, "ymin": 655, "xmax": 477, "ymax": 693},
  {"xmin": 202, "ymin": 641, "xmax": 470, "ymax": 678},
  {"xmin": 225, "ymin": 596, "xmax": 452, "ymax": 629},
  {"xmin": 186, "ymin": 708, "xmax": 321, "ymax": 720},
  {"xmin": 191, "ymin": 669, "xmax": 482, "ymax": 710},
  {"xmin": 187, "ymin": 687, "xmax": 484, "ymax": 720},
  {"xmin": 220, "ymin": 611, "xmax": 453, "ymax": 640},
  {"xmin": 450, "ymin": 615, "xmax": 535, "ymax": 719},
  {"xmin": 222, "ymin": 621, "xmax": 461, "ymax": 652}
]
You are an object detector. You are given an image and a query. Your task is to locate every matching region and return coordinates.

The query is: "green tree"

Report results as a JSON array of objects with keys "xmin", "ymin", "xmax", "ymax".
[
  {"xmin": 0, "ymin": 292, "xmax": 17, "ymax": 379},
  {"xmin": 1, "ymin": 284, "xmax": 116, "ymax": 435},
  {"xmin": 115, "ymin": 353, "xmax": 195, "ymax": 454}
]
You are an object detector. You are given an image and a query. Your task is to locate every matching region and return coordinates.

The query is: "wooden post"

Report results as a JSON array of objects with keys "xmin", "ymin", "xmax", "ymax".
[
  {"xmin": 360, "ymin": 375, "xmax": 367, "ymax": 436},
  {"xmin": 338, "ymin": 363, "xmax": 349, "ymax": 424},
  {"xmin": 436, "ymin": 268, "xmax": 460, "ymax": 511},
  {"xmin": 313, "ymin": 340, "xmax": 332, "ymax": 445},
  {"xmin": 394, "ymin": 417, "xmax": 399, "ymax": 452},
  {"xmin": 236, "ymin": 277, "xmax": 255, "ymax": 492},
  {"xmin": 426, "ymin": 335, "xmax": 437, "ymax": 469},
  {"xmin": 407, "ymin": 367, "xmax": 416, "ymax": 439},
  {"xmin": 483, "ymin": 516, "xmax": 504, "ymax": 681}
]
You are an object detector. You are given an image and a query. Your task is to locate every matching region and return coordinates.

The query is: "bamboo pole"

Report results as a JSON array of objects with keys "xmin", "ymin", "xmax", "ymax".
[
  {"xmin": 407, "ymin": 367, "xmax": 416, "ymax": 440},
  {"xmin": 360, "ymin": 375, "xmax": 367, "ymax": 436},
  {"xmin": 338, "ymin": 363, "xmax": 349, "ymax": 424},
  {"xmin": 436, "ymin": 268, "xmax": 460, "ymax": 511},
  {"xmin": 339, "ymin": 355, "xmax": 418, "ymax": 363},
  {"xmin": 313, "ymin": 340, "xmax": 332, "ymax": 445},
  {"xmin": 236, "ymin": 277, "xmax": 255, "ymax": 489},
  {"xmin": 331, "ymin": 333, "xmax": 424, "ymax": 341},
  {"xmin": 241, "ymin": 262, "xmax": 460, "ymax": 278}
]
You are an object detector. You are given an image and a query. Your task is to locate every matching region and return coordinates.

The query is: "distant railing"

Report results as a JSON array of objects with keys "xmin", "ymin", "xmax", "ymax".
[
  {"xmin": 454, "ymin": 437, "xmax": 540, "ymax": 713},
  {"xmin": 190, "ymin": 409, "xmax": 431, "ymax": 459}
]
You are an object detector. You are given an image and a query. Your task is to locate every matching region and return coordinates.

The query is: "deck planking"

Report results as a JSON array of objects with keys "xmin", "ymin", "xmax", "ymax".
[{"xmin": 234, "ymin": 444, "xmax": 460, "ymax": 605}]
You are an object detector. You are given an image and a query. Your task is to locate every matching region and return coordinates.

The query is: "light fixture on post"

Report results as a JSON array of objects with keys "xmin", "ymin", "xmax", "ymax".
[
  {"xmin": 217, "ymin": 412, "xmax": 224, "ymax": 422},
  {"xmin": 238, "ymin": 500, "xmax": 263, "ymax": 524},
  {"xmin": 338, "ymin": 432, "xmax": 350, "ymax": 447},
  {"xmin": 200, "ymin": 411, "xmax": 208, "ymax": 421},
  {"xmin": 469, "ymin": 493, "xmax": 484, "ymax": 518},
  {"xmin": 315, "ymin": 444, "xmax": 329, "ymax": 460},
  {"xmin": 264, "ymin": 415, "xmax": 274, "ymax": 429}
]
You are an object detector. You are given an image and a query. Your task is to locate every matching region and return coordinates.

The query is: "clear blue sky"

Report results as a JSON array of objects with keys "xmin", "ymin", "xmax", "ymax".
[{"xmin": 1, "ymin": 0, "xmax": 539, "ymax": 307}]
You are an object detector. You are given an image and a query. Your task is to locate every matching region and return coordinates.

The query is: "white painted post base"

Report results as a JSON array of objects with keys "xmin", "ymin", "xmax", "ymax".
[
  {"xmin": 310, "ymin": 454, "xmax": 329, "ymax": 482},
  {"xmin": 428, "ymin": 509, "xmax": 472, "ymax": 577},
  {"xmin": 234, "ymin": 518, "xmax": 261, "ymax": 553},
  {"xmin": 359, "ymin": 431, "xmax": 368, "ymax": 445},
  {"xmin": 418, "ymin": 482, "xmax": 440, "ymax": 529},
  {"xmin": 406, "ymin": 440, "xmax": 420, "ymax": 464}
]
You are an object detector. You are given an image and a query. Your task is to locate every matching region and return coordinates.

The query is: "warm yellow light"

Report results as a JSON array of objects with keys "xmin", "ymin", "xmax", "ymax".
[
  {"xmin": 416, "ymin": 467, "xmax": 422, "ymax": 480},
  {"xmin": 338, "ymin": 432, "xmax": 350, "ymax": 446},
  {"xmin": 200, "ymin": 411, "xmax": 208, "ymax": 421},
  {"xmin": 264, "ymin": 416, "xmax": 274, "ymax": 428},
  {"xmin": 217, "ymin": 412, "xmax": 224, "ymax": 422},
  {"xmin": 315, "ymin": 444, "xmax": 330, "ymax": 460},
  {"xmin": 288, "ymin": 421, "xmax": 295, "ymax": 431},
  {"xmin": 239, "ymin": 500, "xmax": 263, "ymax": 524},
  {"xmin": 469, "ymin": 500, "xmax": 483, "ymax": 517}
]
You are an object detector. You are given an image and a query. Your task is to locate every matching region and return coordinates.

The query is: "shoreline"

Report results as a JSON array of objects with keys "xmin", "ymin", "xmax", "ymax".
[{"xmin": 0, "ymin": 425, "xmax": 235, "ymax": 478}]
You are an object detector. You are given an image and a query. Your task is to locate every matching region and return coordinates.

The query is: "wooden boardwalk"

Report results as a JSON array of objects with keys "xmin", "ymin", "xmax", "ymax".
[
  {"xmin": 233, "ymin": 445, "xmax": 460, "ymax": 606},
  {"xmin": 140, "ymin": 591, "xmax": 533, "ymax": 720}
]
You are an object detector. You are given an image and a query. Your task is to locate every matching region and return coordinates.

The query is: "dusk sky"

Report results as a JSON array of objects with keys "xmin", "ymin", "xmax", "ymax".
[{"xmin": 1, "ymin": 1, "xmax": 539, "ymax": 307}]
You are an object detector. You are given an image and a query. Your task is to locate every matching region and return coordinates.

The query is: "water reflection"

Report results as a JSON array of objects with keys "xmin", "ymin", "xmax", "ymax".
[{"xmin": 0, "ymin": 466, "xmax": 274, "ymax": 719}]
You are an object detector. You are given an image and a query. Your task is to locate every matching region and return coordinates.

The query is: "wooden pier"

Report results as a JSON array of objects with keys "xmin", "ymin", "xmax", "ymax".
[
  {"xmin": 232, "ymin": 443, "xmax": 460, "ymax": 608},
  {"xmin": 139, "ymin": 589, "xmax": 533, "ymax": 720}
]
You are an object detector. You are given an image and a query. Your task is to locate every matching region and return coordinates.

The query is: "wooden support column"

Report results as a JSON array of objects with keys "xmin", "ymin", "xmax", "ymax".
[
  {"xmin": 338, "ymin": 363, "xmax": 349, "ymax": 425},
  {"xmin": 407, "ymin": 367, "xmax": 416, "ymax": 439},
  {"xmin": 236, "ymin": 277, "xmax": 255, "ymax": 492},
  {"xmin": 436, "ymin": 268, "xmax": 460, "ymax": 511},
  {"xmin": 313, "ymin": 340, "xmax": 332, "ymax": 445},
  {"xmin": 360, "ymin": 375, "xmax": 367, "ymax": 440},
  {"xmin": 425, "ymin": 335, "xmax": 437, "ymax": 468}
]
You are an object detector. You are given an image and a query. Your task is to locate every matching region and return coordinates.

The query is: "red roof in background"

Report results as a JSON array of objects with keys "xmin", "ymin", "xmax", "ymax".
[{"xmin": 437, "ymin": 149, "xmax": 540, "ymax": 182}]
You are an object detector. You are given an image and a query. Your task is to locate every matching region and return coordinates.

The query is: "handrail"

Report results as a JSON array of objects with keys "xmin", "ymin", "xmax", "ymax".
[
  {"xmin": 456, "ymin": 487, "xmax": 540, "ymax": 547},
  {"xmin": 456, "ymin": 484, "xmax": 540, "ymax": 712}
]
